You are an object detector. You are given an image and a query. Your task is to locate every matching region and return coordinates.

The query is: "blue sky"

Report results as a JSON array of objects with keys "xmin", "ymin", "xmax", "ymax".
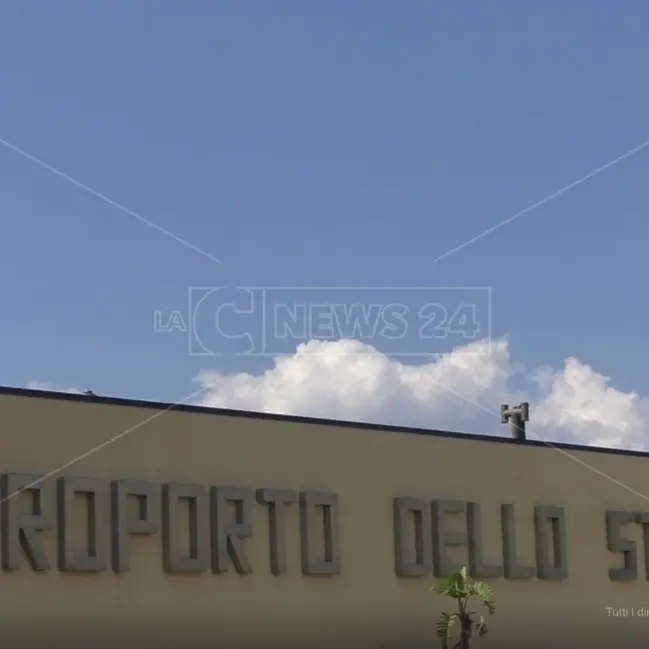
[{"xmin": 2, "ymin": 1, "xmax": 649, "ymax": 416}]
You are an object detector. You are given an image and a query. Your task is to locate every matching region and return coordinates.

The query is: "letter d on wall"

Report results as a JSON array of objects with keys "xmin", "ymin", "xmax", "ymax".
[{"xmin": 393, "ymin": 498, "xmax": 432, "ymax": 577}]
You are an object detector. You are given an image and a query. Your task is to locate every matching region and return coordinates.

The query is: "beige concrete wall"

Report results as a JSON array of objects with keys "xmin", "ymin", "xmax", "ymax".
[{"xmin": 1, "ymin": 391, "xmax": 649, "ymax": 648}]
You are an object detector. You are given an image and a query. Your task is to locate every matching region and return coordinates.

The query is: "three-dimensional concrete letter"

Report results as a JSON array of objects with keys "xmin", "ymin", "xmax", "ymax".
[
  {"xmin": 501, "ymin": 504, "xmax": 535, "ymax": 579},
  {"xmin": 299, "ymin": 490, "xmax": 341, "ymax": 575},
  {"xmin": 162, "ymin": 483, "xmax": 209, "ymax": 573},
  {"xmin": 534, "ymin": 506, "xmax": 568, "ymax": 580},
  {"xmin": 256, "ymin": 488, "xmax": 298, "ymax": 575},
  {"xmin": 636, "ymin": 512, "xmax": 649, "ymax": 580},
  {"xmin": 57, "ymin": 477, "xmax": 109, "ymax": 572},
  {"xmin": 431, "ymin": 500, "xmax": 466, "ymax": 577},
  {"xmin": 1, "ymin": 474, "xmax": 51, "ymax": 571},
  {"xmin": 111, "ymin": 480, "xmax": 159, "ymax": 572},
  {"xmin": 466, "ymin": 502, "xmax": 502, "ymax": 578},
  {"xmin": 606, "ymin": 510, "xmax": 637, "ymax": 581},
  {"xmin": 394, "ymin": 497, "xmax": 432, "ymax": 577},
  {"xmin": 211, "ymin": 486, "xmax": 254, "ymax": 574}
]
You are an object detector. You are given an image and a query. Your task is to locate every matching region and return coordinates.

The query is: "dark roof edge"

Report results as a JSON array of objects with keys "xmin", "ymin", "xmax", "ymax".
[{"xmin": 1, "ymin": 385, "xmax": 647, "ymax": 459}]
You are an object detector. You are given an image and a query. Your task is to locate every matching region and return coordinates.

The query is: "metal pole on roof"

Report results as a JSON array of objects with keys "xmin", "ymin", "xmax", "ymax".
[{"xmin": 500, "ymin": 402, "xmax": 529, "ymax": 441}]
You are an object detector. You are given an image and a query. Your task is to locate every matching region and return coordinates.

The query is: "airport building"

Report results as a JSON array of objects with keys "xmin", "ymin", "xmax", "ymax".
[{"xmin": 0, "ymin": 386, "xmax": 647, "ymax": 648}]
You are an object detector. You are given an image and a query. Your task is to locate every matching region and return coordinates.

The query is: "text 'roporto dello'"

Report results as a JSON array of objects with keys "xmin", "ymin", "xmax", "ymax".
[{"xmin": 0, "ymin": 474, "xmax": 644, "ymax": 581}]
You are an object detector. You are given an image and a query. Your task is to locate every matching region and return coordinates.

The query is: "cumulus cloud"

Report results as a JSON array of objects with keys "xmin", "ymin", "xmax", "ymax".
[
  {"xmin": 25, "ymin": 381, "xmax": 81, "ymax": 394},
  {"xmin": 194, "ymin": 338, "xmax": 649, "ymax": 451}
]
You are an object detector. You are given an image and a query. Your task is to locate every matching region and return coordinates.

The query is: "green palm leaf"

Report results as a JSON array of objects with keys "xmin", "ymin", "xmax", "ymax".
[{"xmin": 432, "ymin": 566, "xmax": 496, "ymax": 648}]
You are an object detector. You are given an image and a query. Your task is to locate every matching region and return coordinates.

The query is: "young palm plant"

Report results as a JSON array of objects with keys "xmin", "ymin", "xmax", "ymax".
[{"xmin": 431, "ymin": 566, "xmax": 495, "ymax": 649}]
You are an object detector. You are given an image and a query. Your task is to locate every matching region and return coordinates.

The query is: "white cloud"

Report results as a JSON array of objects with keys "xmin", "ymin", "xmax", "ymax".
[
  {"xmin": 532, "ymin": 359, "xmax": 649, "ymax": 450},
  {"xmin": 27, "ymin": 339, "xmax": 649, "ymax": 452},
  {"xmin": 194, "ymin": 338, "xmax": 649, "ymax": 451},
  {"xmin": 25, "ymin": 381, "xmax": 82, "ymax": 395}
]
